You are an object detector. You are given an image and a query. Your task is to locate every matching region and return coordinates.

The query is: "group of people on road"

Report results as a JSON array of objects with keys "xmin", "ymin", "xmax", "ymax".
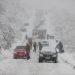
[
  {"xmin": 33, "ymin": 42, "xmax": 42, "ymax": 52},
  {"xmin": 33, "ymin": 40, "xmax": 64, "ymax": 53},
  {"xmin": 25, "ymin": 40, "xmax": 64, "ymax": 55}
]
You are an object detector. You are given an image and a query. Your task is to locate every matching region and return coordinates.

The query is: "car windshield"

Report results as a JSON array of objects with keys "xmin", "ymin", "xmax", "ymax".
[
  {"xmin": 16, "ymin": 46, "xmax": 26, "ymax": 49},
  {"xmin": 42, "ymin": 41, "xmax": 48, "ymax": 43},
  {"xmin": 42, "ymin": 43, "xmax": 49, "ymax": 47},
  {"xmin": 42, "ymin": 41, "xmax": 49, "ymax": 47}
]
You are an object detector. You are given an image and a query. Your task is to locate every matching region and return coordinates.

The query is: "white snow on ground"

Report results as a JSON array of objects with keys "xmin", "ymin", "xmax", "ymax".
[
  {"xmin": 0, "ymin": 59, "xmax": 30, "ymax": 75},
  {"xmin": 59, "ymin": 52, "xmax": 75, "ymax": 67},
  {"xmin": 0, "ymin": 51, "xmax": 75, "ymax": 75}
]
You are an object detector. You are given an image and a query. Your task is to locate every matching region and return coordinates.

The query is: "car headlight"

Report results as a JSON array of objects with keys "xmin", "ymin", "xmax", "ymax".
[{"xmin": 39, "ymin": 53, "xmax": 43, "ymax": 57}]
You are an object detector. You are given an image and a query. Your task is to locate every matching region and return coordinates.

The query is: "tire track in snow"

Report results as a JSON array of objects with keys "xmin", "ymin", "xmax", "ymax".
[{"xmin": 59, "ymin": 55, "xmax": 75, "ymax": 69}]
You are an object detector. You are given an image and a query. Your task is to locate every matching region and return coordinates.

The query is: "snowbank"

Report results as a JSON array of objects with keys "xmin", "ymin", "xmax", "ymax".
[{"xmin": 59, "ymin": 53, "xmax": 75, "ymax": 67}]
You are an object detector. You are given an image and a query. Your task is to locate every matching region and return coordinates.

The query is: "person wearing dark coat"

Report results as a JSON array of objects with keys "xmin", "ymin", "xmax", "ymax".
[
  {"xmin": 39, "ymin": 42, "xmax": 42, "ymax": 51},
  {"xmin": 56, "ymin": 41, "xmax": 64, "ymax": 53},
  {"xmin": 33, "ymin": 42, "xmax": 37, "ymax": 52},
  {"xmin": 26, "ymin": 43, "xmax": 31, "ymax": 59}
]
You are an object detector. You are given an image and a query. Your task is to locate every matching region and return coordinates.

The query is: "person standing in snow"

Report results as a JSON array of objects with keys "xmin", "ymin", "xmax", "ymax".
[
  {"xmin": 26, "ymin": 42, "xmax": 31, "ymax": 59},
  {"xmin": 56, "ymin": 41, "xmax": 64, "ymax": 53},
  {"xmin": 39, "ymin": 42, "xmax": 42, "ymax": 52},
  {"xmin": 33, "ymin": 42, "xmax": 37, "ymax": 52}
]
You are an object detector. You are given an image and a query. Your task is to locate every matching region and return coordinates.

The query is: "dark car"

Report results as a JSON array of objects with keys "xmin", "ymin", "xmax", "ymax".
[
  {"xmin": 13, "ymin": 46, "xmax": 30, "ymax": 59},
  {"xmin": 39, "ymin": 40, "xmax": 58, "ymax": 63}
]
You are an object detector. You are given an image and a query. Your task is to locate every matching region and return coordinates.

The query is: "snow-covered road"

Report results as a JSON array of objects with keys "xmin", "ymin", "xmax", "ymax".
[{"xmin": 0, "ymin": 51, "xmax": 75, "ymax": 75}]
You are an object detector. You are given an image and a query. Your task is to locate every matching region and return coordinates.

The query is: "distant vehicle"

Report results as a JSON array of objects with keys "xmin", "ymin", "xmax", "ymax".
[
  {"xmin": 39, "ymin": 40, "xmax": 58, "ymax": 63},
  {"xmin": 13, "ymin": 46, "xmax": 30, "ymax": 59}
]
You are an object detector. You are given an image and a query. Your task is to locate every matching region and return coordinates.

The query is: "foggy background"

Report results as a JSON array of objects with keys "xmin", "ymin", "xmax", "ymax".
[{"xmin": 0, "ymin": 0, "xmax": 75, "ymax": 52}]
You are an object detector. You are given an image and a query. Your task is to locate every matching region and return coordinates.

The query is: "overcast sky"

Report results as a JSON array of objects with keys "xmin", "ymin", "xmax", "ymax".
[
  {"xmin": 18, "ymin": 0, "xmax": 75, "ymax": 12},
  {"xmin": 3, "ymin": 0, "xmax": 75, "ymax": 15}
]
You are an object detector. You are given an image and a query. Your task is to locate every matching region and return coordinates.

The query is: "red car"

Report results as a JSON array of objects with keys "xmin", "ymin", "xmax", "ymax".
[{"xmin": 13, "ymin": 46, "xmax": 30, "ymax": 59}]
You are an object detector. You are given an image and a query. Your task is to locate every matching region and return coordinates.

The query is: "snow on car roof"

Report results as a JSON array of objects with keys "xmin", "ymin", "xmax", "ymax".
[{"xmin": 41, "ymin": 39, "xmax": 57, "ymax": 52}]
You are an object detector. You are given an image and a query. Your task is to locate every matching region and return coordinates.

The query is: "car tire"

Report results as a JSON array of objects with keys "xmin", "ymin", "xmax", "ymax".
[
  {"xmin": 54, "ymin": 58, "xmax": 58, "ymax": 63},
  {"xmin": 27, "ymin": 56, "xmax": 30, "ymax": 60},
  {"xmin": 39, "ymin": 57, "xmax": 43, "ymax": 63},
  {"xmin": 54, "ymin": 60, "xmax": 57, "ymax": 63},
  {"xmin": 14, "ymin": 57, "xmax": 17, "ymax": 59}
]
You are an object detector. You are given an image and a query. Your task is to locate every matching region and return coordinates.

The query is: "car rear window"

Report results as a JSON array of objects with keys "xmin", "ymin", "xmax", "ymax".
[
  {"xmin": 42, "ymin": 41, "xmax": 49, "ymax": 46},
  {"xmin": 42, "ymin": 41, "xmax": 48, "ymax": 43},
  {"xmin": 16, "ymin": 46, "xmax": 26, "ymax": 49},
  {"xmin": 42, "ymin": 43, "xmax": 49, "ymax": 47}
]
